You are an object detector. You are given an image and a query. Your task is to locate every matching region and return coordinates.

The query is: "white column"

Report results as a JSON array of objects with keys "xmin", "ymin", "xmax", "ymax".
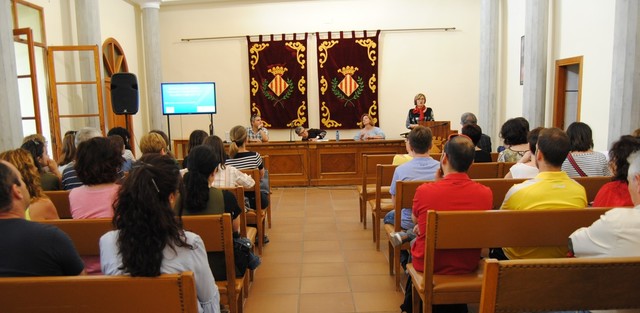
[
  {"xmin": 75, "ymin": 0, "xmax": 103, "ymax": 129},
  {"xmin": 522, "ymin": 0, "xmax": 549, "ymax": 128},
  {"xmin": 0, "ymin": 0, "xmax": 24, "ymax": 150},
  {"xmin": 608, "ymin": 0, "xmax": 640, "ymax": 146},
  {"xmin": 479, "ymin": 0, "xmax": 499, "ymax": 142},
  {"xmin": 139, "ymin": 1, "xmax": 166, "ymax": 133}
]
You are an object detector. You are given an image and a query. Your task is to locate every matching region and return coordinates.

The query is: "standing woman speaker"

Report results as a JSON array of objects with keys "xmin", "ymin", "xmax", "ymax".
[{"xmin": 405, "ymin": 93, "xmax": 434, "ymax": 129}]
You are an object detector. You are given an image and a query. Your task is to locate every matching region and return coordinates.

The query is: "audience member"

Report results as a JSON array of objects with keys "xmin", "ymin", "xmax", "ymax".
[
  {"xmin": 99, "ymin": 153, "xmax": 221, "ymax": 313},
  {"xmin": 61, "ymin": 127, "xmax": 102, "ymax": 190},
  {"xmin": 182, "ymin": 129, "xmax": 208, "ymax": 169},
  {"xmin": 181, "ymin": 145, "xmax": 242, "ymax": 233},
  {"xmin": 461, "ymin": 123, "xmax": 491, "ymax": 163},
  {"xmin": 633, "ymin": 128, "xmax": 640, "ymax": 138},
  {"xmin": 384, "ymin": 126, "xmax": 440, "ymax": 250},
  {"xmin": 354, "ymin": 113, "xmax": 385, "ymax": 140},
  {"xmin": 0, "ymin": 149, "xmax": 58, "ymax": 220},
  {"xmin": 402, "ymin": 134, "xmax": 492, "ymax": 313},
  {"xmin": 570, "ymin": 151, "xmax": 640, "ymax": 257},
  {"xmin": 561, "ymin": 122, "xmax": 611, "ymax": 177},
  {"xmin": 0, "ymin": 160, "xmax": 84, "ymax": 277},
  {"xmin": 592, "ymin": 135, "xmax": 640, "ymax": 207},
  {"xmin": 107, "ymin": 127, "xmax": 136, "ymax": 162},
  {"xmin": 108, "ymin": 135, "xmax": 132, "ymax": 173},
  {"xmin": 497, "ymin": 117, "xmax": 530, "ymax": 162},
  {"xmin": 149, "ymin": 129, "xmax": 174, "ymax": 158},
  {"xmin": 460, "ymin": 112, "xmax": 492, "ymax": 153},
  {"xmin": 247, "ymin": 114, "xmax": 269, "ymax": 143},
  {"xmin": 202, "ymin": 135, "xmax": 254, "ymax": 189},
  {"xmin": 139, "ymin": 132, "xmax": 167, "ymax": 155},
  {"xmin": 58, "ymin": 130, "xmax": 77, "ymax": 172},
  {"xmin": 505, "ymin": 127, "xmax": 542, "ymax": 178},
  {"xmin": 499, "ymin": 128, "xmax": 587, "ymax": 259},
  {"xmin": 21, "ymin": 136, "xmax": 61, "ymax": 191},
  {"xmin": 69, "ymin": 137, "xmax": 121, "ymax": 220},
  {"xmin": 226, "ymin": 125, "xmax": 269, "ymax": 210},
  {"xmin": 294, "ymin": 126, "xmax": 327, "ymax": 141}
]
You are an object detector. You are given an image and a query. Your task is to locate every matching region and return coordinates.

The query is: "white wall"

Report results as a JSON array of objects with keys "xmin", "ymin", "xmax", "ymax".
[
  {"xmin": 502, "ymin": 0, "xmax": 616, "ymax": 151},
  {"xmin": 158, "ymin": 0, "xmax": 482, "ymax": 141}
]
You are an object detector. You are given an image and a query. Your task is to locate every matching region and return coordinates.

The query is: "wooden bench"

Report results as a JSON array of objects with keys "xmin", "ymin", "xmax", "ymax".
[
  {"xmin": 0, "ymin": 272, "xmax": 199, "ymax": 313},
  {"xmin": 40, "ymin": 214, "xmax": 245, "ymax": 313},
  {"xmin": 474, "ymin": 175, "xmax": 612, "ymax": 209},
  {"xmin": 407, "ymin": 208, "xmax": 612, "ymax": 313},
  {"xmin": 44, "ymin": 190, "xmax": 72, "ymax": 219},
  {"xmin": 479, "ymin": 257, "xmax": 640, "ymax": 312},
  {"xmin": 358, "ymin": 154, "xmax": 395, "ymax": 228},
  {"xmin": 369, "ymin": 164, "xmax": 398, "ymax": 250}
]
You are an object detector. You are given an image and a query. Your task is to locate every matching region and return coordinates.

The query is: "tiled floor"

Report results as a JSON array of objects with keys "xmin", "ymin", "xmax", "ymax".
[{"xmin": 244, "ymin": 186, "xmax": 404, "ymax": 313}]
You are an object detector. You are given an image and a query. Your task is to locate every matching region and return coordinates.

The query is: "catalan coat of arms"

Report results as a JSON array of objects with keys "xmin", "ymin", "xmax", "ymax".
[
  {"xmin": 262, "ymin": 65, "xmax": 294, "ymax": 108},
  {"xmin": 331, "ymin": 66, "xmax": 364, "ymax": 107}
]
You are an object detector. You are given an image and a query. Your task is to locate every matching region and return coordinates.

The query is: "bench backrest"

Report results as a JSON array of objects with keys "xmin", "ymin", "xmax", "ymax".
[
  {"xmin": 421, "ymin": 208, "xmax": 612, "ymax": 303},
  {"xmin": 479, "ymin": 257, "xmax": 640, "ymax": 312},
  {"xmin": 0, "ymin": 272, "xmax": 199, "ymax": 313},
  {"xmin": 40, "ymin": 218, "xmax": 113, "ymax": 255},
  {"xmin": 44, "ymin": 190, "xmax": 72, "ymax": 219},
  {"xmin": 362, "ymin": 154, "xmax": 396, "ymax": 185}
]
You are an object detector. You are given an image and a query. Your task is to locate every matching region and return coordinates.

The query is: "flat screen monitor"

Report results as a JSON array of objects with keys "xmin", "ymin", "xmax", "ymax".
[{"xmin": 161, "ymin": 82, "xmax": 216, "ymax": 115}]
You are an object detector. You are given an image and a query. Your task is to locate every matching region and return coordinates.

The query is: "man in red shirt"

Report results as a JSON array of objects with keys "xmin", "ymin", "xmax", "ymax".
[{"xmin": 402, "ymin": 134, "xmax": 493, "ymax": 313}]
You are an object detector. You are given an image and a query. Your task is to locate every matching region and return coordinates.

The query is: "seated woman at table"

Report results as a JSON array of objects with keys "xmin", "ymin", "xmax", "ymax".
[
  {"xmin": 354, "ymin": 114, "xmax": 386, "ymax": 141},
  {"xmin": 294, "ymin": 127, "xmax": 327, "ymax": 141},
  {"xmin": 405, "ymin": 93, "xmax": 434, "ymax": 129}
]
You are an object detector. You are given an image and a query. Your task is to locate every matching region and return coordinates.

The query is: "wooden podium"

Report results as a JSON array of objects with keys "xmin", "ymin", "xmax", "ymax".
[{"xmin": 419, "ymin": 121, "xmax": 455, "ymax": 152}]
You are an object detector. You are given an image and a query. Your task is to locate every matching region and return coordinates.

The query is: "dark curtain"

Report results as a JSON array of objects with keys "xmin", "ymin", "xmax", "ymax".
[
  {"xmin": 316, "ymin": 30, "xmax": 380, "ymax": 129},
  {"xmin": 247, "ymin": 34, "xmax": 308, "ymax": 129}
]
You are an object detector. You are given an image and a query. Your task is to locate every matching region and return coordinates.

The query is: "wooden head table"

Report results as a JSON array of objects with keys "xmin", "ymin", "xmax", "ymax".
[{"xmin": 247, "ymin": 140, "xmax": 407, "ymax": 187}]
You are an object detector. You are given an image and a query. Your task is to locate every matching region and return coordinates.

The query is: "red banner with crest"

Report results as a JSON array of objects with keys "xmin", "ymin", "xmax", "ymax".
[
  {"xmin": 316, "ymin": 30, "xmax": 380, "ymax": 129},
  {"xmin": 247, "ymin": 34, "xmax": 308, "ymax": 129}
]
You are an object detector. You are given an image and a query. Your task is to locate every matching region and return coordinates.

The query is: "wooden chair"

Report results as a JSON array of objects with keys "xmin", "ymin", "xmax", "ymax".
[
  {"xmin": 467, "ymin": 162, "xmax": 502, "ymax": 179},
  {"xmin": 44, "ymin": 190, "xmax": 72, "ymax": 219},
  {"xmin": 261, "ymin": 155, "xmax": 272, "ymax": 228},
  {"xmin": 368, "ymin": 164, "xmax": 398, "ymax": 250},
  {"xmin": 240, "ymin": 168, "xmax": 267, "ymax": 254},
  {"xmin": 497, "ymin": 162, "xmax": 516, "ymax": 177},
  {"xmin": 574, "ymin": 175, "xmax": 612, "ymax": 203},
  {"xmin": 490, "ymin": 152, "xmax": 499, "ymax": 162},
  {"xmin": 183, "ymin": 214, "xmax": 245, "ymax": 313},
  {"xmin": 220, "ymin": 185, "xmax": 256, "ymax": 297},
  {"xmin": 407, "ymin": 208, "xmax": 612, "ymax": 313},
  {"xmin": 358, "ymin": 154, "xmax": 395, "ymax": 229},
  {"xmin": 0, "ymin": 272, "xmax": 199, "ymax": 313},
  {"xmin": 479, "ymin": 257, "xmax": 640, "ymax": 312},
  {"xmin": 388, "ymin": 180, "xmax": 431, "ymax": 290}
]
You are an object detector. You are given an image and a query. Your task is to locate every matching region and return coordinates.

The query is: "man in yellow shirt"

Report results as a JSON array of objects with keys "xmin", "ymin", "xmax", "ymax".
[{"xmin": 500, "ymin": 127, "xmax": 587, "ymax": 259}]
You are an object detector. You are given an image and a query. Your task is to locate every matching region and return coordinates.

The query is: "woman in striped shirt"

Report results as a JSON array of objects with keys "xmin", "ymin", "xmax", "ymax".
[
  {"xmin": 225, "ymin": 126, "xmax": 269, "ymax": 210},
  {"xmin": 561, "ymin": 122, "xmax": 611, "ymax": 177}
]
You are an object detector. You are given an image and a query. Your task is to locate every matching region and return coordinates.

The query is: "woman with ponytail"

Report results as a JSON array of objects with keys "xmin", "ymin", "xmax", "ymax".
[
  {"xmin": 225, "ymin": 125, "xmax": 269, "ymax": 210},
  {"xmin": 181, "ymin": 145, "xmax": 242, "ymax": 233},
  {"xmin": 99, "ymin": 153, "xmax": 221, "ymax": 313}
]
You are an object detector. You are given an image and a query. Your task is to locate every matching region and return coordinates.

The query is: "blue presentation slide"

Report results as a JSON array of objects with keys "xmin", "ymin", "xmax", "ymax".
[{"xmin": 162, "ymin": 83, "xmax": 216, "ymax": 114}]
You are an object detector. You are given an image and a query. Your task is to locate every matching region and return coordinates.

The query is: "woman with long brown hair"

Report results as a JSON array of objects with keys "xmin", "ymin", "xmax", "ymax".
[{"xmin": 0, "ymin": 149, "xmax": 58, "ymax": 220}]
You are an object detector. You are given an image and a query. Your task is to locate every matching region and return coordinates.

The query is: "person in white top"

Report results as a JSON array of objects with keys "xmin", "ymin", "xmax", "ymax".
[
  {"xmin": 203, "ymin": 135, "xmax": 255, "ymax": 189},
  {"xmin": 569, "ymin": 151, "xmax": 640, "ymax": 258},
  {"xmin": 505, "ymin": 127, "xmax": 542, "ymax": 179},
  {"xmin": 100, "ymin": 153, "xmax": 220, "ymax": 313}
]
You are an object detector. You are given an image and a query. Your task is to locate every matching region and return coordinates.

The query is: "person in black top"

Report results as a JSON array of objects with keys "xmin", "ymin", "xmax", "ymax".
[
  {"xmin": 294, "ymin": 127, "xmax": 327, "ymax": 141},
  {"xmin": 0, "ymin": 160, "xmax": 84, "ymax": 277},
  {"xmin": 405, "ymin": 93, "xmax": 434, "ymax": 129},
  {"xmin": 462, "ymin": 124, "xmax": 492, "ymax": 163}
]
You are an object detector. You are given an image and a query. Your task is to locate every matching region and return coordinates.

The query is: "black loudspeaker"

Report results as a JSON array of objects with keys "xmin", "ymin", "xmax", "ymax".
[{"xmin": 110, "ymin": 73, "xmax": 139, "ymax": 114}]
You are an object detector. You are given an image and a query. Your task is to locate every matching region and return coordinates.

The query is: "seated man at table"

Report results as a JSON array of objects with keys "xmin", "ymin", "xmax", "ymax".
[
  {"xmin": 403, "ymin": 134, "xmax": 493, "ymax": 313},
  {"xmin": 294, "ymin": 126, "xmax": 327, "ymax": 141},
  {"xmin": 0, "ymin": 160, "xmax": 85, "ymax": 277}
]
